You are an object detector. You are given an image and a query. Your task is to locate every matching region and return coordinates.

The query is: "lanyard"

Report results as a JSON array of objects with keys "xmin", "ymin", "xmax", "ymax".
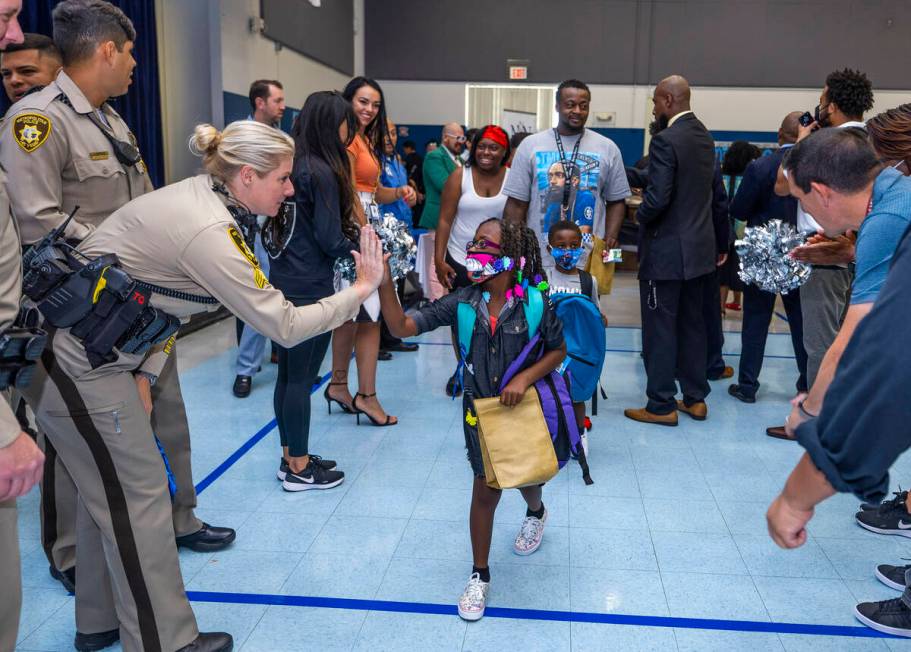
[{"xmin": 553, "ymin": 128, "xmax": 582, "ymax": 215}]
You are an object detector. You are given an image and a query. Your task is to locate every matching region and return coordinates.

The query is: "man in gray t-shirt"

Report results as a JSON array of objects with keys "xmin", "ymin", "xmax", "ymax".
[{"xmin": 503, "ymin": 79, "xmax": 630, "ymax": 264}]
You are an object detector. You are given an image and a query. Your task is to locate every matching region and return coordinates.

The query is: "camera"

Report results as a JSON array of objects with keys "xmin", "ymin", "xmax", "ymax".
[{"xmin": 798, "ymin": 111, "xmax": 815, "ymax": 128}]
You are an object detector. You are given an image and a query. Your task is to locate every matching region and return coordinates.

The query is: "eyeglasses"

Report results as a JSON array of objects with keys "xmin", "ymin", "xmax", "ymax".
[
  {"xmin": 465, "ymin": 238, "xmax": 501, "ymax": 252},
  {"xmin": 444, "ymin": 133, "xmax": 467, "ymax": 143}
]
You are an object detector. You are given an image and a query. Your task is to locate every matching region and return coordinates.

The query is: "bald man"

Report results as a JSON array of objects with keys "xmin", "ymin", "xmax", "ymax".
[
  {"xmin": 625, "ymin": 75, "xmax": 721, "ymax": 425},
  {"xmin": 420, "ymin": 122, "xmax": 464, "ymax": 230},
  {"xmin": 728, "ymin": 112, "xmax": 809, "ymax": 436}
]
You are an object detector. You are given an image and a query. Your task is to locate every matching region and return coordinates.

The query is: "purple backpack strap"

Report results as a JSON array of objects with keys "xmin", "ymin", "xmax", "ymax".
[{"xmin": 499, "ymin": 333, "xmax": 542, "ymax": 391}]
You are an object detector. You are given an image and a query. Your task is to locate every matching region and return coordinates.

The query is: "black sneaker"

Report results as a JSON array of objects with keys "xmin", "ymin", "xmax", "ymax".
[
  {"xmin": 276, "ymin": 456, "xmax": 337, "ymax": 481},
  {"xmin": 856, "ymin": 502, "xmax": 911, "ymax": 537},
  {"xmin": 876, "ymin": 563, "xmax": 911, "ymax": 591},
  {"xmin": 861, "ymin": 489, "xmax": 908, "ymax": 512},
  {"xmin": 282, "ymin": 460, "xmax": 344, "ymax": 492},
  {"xmin": 855, "ymin": 597, "xmax": 911, "ymax": 637}
]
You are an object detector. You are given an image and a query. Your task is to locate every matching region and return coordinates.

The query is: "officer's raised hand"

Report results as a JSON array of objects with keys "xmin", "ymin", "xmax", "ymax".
[{"xmin": 351, "ymin": 225, "xmax": 387, "ymax": 298}]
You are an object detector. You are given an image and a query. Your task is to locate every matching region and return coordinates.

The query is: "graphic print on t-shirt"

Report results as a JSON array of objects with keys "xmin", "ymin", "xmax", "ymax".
[{"xmin": 535, "ymin": 150, "xmax": 601, "ymax": 236}]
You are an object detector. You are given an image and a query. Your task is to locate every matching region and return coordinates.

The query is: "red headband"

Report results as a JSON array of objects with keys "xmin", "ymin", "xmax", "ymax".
[{"xmin": 479, "ymin": 125, "xmax": 509, "ymax": 149}]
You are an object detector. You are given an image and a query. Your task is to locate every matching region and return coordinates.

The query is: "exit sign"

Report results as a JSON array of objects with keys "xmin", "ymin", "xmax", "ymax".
[{"xmin": 509, "ymin": 66, "xmax": 528, "ymax": 80}]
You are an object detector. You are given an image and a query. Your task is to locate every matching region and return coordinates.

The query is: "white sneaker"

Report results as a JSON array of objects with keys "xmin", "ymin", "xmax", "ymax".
[
  {"xmin": 457, "ymin": 573, "xmax": 489, "ymax": 621},
  {"xmin": 513, "ymin": 508, "xmax": 547, "ymax": 556}
]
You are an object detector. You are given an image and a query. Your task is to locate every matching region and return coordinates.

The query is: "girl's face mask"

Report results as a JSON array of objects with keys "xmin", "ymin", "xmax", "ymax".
[
  {"xmin": 550, "ymin": 246, "xmax": 584, "ymax": 270},
  {"xmin": 465, "ymin": 252, "xmax": 513, "ymax": 284}
]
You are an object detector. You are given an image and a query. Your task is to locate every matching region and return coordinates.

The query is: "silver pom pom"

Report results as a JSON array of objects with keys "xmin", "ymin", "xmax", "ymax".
[
  {"xmin": 736, "ymin": 220, "xmax": 812, "ymax": 295},
  {"xmin": 334, "ymin": 213, "xmax": 417, "ymax": 284}
]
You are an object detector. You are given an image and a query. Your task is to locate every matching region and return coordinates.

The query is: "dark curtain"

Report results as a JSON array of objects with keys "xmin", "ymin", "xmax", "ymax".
[{"xmin": 8, "ymin": 0, "xmax": 165, "ymax": 187}]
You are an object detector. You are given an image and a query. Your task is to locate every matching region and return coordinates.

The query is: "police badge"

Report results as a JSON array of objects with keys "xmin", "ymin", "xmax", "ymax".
[{"xmin": 13, "ymin": 113, "xmax": 52, "ymax": 153}]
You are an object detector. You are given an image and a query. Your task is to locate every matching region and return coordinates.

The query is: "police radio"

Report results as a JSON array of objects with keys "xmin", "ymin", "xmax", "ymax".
[{"xmin": 21, "ymin": 207, "xmax": 180, "ymax": 368}]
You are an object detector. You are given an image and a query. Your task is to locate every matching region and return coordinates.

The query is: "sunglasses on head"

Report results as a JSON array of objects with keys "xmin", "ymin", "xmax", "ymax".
[{"xmin": 465, "ymin": 238, "xmax": 501, "ymax": 252}]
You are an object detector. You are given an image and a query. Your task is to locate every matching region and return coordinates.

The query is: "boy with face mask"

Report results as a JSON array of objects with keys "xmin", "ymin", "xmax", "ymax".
[{"xmin": 547, "ymin": 220, "xmax": 603, "ymax": 310}]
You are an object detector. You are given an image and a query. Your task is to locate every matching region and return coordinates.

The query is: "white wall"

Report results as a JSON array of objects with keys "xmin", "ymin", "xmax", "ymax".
[
  {"xmin": 381, "ymin": 80, "xmax": 911, "ymax": 132},
  {"xmin": 219, "ymin": 0, "xmax": 352, "ymax": 109}
]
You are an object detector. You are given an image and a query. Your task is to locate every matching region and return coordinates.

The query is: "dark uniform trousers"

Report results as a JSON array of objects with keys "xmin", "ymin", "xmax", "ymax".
[
  {"xmin": 738, "ymin": 284, "xmax": 808, "ymax": 397},
  {"xmin": 641, "ymin": 274, "xmax": 712, "ymax": 414},
  {"xmin": 24, "ymin": 329, "xmax": 199, "ymax": 652},
  {"xmin": 38, "ymin": 344, "xmax": 203, "ymax": 581}
]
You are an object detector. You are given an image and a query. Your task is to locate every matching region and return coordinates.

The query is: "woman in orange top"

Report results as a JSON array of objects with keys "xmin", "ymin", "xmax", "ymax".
[{"xmin": 325, "ymin": 77, "xmax": 415, "ymax": 426}]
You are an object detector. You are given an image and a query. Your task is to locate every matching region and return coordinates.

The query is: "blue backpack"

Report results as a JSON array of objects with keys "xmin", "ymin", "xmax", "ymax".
[
  {"xmin": 456, "ymin": 287, "xmax": 593, "ymax": 485},
  {"xmin": 549, "ymin": 272, "xmax": 606, "ymax": 403}
]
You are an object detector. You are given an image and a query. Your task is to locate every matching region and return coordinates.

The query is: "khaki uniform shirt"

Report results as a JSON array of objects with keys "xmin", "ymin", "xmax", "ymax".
[
  {"xmin": 0, "ymin": 70, "xmax": 152, "ymax": 245},
  {"xmin": 0, "ymin": 171, "xmax": 23, "ymax": 446},
  {"xmin": 80, "ymin": 175, "xmax": 362, "ymax": 362}
]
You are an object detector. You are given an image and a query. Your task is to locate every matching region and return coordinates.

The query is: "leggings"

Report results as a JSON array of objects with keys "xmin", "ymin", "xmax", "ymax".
[{"xmin": 274, "ymin": 331, "xmax": 332, "ymax": 457}]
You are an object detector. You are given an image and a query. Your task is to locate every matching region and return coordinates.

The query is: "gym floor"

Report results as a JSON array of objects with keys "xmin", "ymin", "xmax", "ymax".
[{"xmin": 13, "ymin": 274, "xmax": 911, "ymax": 651}]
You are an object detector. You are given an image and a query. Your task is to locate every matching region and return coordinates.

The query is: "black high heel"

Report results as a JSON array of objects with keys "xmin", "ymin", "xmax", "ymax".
[
  {"xmin": 324, "ymin": 382, "xmax": 354, "ymax": 414},
  {"xmin": 352, "ymin": 392, "xmax": 398, "ymax": 426}
]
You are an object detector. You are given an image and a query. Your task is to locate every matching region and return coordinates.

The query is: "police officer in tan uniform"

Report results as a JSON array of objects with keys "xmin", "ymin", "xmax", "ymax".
[
  {"xmin": 0, "ymin": 5, "xmax": 45, "ymax": 652},
  {"xmin": 21, "ymin": 119, "xmax": 385, "ymax": 652},
  {"xmin": 0, "ymin": 1, "xmax": 233, "ymax": 614},
  {"xmin": 0, "ymin": 173, "xmax": 44, "ymax": 652}
]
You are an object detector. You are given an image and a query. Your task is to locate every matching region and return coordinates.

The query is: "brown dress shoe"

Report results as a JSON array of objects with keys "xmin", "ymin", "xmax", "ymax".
[
  {"xmin": 676, "ymin": 400, "xmax": 708, "ymax": 421},
  {"xmin": 766, "ymin": 426, "xmax": 795, "ymax": 440},
  {"xmin": 709, "ymin": 366, "xmax": 734, "ymax": 380},
  {"xmin": 624, "ymin": 407, "xmax": 678, "ymax": 426}
]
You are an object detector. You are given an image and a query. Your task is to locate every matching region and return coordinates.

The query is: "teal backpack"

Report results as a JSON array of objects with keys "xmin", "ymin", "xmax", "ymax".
[{"xmin": 455, "ymin": 287, "xmax": 592, "ymax": 483}]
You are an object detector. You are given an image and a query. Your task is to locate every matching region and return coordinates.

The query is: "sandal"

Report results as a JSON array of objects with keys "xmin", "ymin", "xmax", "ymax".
[
  {"xmin": 353, "ymin": 392, "xmax": 398, "ymax": 427},
  {"xmin": 324, "ymin": 381, "xmax": 354, "ymax": 414}
]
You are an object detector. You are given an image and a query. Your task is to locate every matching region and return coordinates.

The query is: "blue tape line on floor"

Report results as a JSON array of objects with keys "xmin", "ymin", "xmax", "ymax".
[
  {"xmin": 194, "ymin": 371, "xmax": 332, "ymax": 494},
  {"xmin": 185, "ymin": 590, "xmax": 893, "ymax": 639}
]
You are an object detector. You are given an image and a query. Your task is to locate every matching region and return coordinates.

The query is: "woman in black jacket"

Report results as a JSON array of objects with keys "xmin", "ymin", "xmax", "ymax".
[{"xmin": 270, "ymin": 91, "xmax": 361, "ymax": 491}]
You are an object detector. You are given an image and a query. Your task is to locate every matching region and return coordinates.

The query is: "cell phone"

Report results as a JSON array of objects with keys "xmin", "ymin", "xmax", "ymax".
[
  {"xmin": 798, "ymin": 112, "xmax": 814, "ymax": 128},
  {"xmin": 602, "ymin": 248, "xmax": 623, "ymax": 263}
]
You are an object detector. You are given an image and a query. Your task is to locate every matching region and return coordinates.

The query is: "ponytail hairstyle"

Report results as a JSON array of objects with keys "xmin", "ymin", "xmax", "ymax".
[
  {"xmin": 342, "ymin": 76, "xmax": 388, "ymax": 159},
  {"xmin": 479, "ymin": 218, "xmax": 548, "ymax": 287},
  {"xmin": 291, "ymin": 91, "xmax": 360, "ymax": 242},
  {"xmin": 189, "ymin": 121, "xmax": 294, "ymax": 185}
]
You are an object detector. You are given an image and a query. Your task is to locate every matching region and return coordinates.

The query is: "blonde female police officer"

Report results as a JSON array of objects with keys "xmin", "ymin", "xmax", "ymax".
[
  {"xmin": 20, "ymin": 120, "xmax": 387, "ymax": 652},
  {"xmin": 0, "ymin": 0, "xmax": 237, "ymax": 600}
]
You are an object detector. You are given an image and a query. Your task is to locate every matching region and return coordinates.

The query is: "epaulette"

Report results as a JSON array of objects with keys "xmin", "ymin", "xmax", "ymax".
[{"xmin": 21, "ymin": 85, "xmax": 45, "ymax": 99}]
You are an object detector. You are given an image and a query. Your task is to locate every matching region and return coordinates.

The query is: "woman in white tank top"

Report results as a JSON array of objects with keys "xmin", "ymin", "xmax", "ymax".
[{"xmin": 434, "ymin": 125, "xmax": 511, "ymax": 290}]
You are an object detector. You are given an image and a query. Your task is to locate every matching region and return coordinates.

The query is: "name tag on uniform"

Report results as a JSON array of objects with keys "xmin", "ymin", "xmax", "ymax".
[{"xmin": 89, "ymin": 151, "xmax": 110, "ymax": 161}]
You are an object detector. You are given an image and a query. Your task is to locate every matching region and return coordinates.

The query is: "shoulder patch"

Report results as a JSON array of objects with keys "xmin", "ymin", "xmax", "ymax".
[
  {"xmin": 12, "ymin": 113, "xmax": 52, "ymax": 153},
  {"xmin": 227, "ymin": 225, "xmax": 268, "ymax": 289},
  {"xmin": 227, "ymin": 226, "xmax": 259, "ymax": 266}
]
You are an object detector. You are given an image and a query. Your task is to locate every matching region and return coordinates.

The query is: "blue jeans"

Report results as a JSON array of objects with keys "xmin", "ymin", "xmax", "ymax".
[{"xmin": 235, "ymin": 237, "xmax": 271, "ymax": 376}]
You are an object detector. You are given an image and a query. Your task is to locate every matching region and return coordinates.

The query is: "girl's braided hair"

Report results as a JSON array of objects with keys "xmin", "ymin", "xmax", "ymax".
[{"xmin": 479, "ymin": 218, "xmax": 547, "ymax": 285}]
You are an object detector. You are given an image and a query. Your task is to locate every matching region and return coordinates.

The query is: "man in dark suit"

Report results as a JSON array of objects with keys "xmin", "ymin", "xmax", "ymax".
[
  {"xmin": 625, "ymin": 76, "xmax": 721, "ymax": 426},
  {"xmin": 728, "ymin": 112, "xmax": 809, "ymax": 438},
  {"xmin": 626, "ymin": 130, "xmax": 732, "ymax": 384}
]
